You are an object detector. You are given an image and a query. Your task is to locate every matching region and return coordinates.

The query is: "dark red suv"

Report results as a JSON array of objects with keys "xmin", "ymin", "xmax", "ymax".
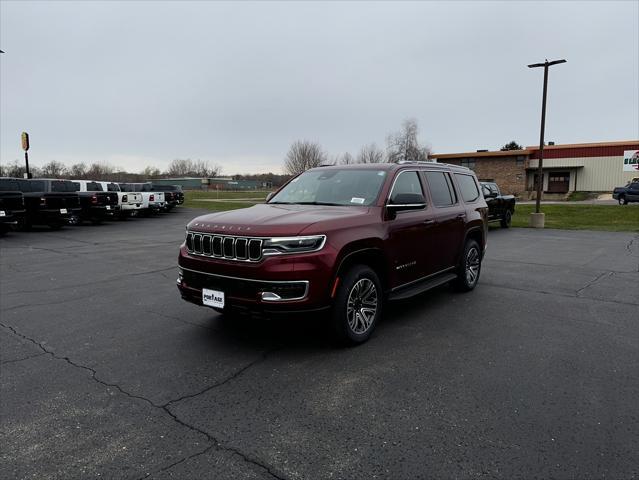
[{"xmin": 177, "ymin": 162, "xmax": 488, "ymax": 344}]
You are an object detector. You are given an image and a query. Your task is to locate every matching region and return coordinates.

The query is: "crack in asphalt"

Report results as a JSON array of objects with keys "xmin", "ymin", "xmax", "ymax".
[
  {"xmin": 1, "ymin": 266, "xmax": 176, "ymax": 297},
  {"xmin": 626, "ymin": 234, "xmax": 639, "ymax": 272},
  {"xmin": 0, "ymin": 352, "xmax": 47, "ymax": 365},
  {"xmin": 575, "ymin": 271, "xmax": 614, "ymax": 297},
  {"xmin": 0, "ymin": 322, "xmax": 286, "ymax": 480},
  {"xmin": 482, "ymin": 281, "xmax": 638, "ymax": 307}
]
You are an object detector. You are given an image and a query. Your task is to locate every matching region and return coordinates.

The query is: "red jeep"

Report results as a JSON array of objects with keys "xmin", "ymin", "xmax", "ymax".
[{"xmin": 177, "ymin": 162, "xmax": 488, "ymax": 344}]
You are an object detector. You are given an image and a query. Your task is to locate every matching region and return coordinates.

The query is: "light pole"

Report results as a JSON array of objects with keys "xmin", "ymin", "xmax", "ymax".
[{"xmin": 528, "ymin": 58, "xmax": 566, "ymax": 227}]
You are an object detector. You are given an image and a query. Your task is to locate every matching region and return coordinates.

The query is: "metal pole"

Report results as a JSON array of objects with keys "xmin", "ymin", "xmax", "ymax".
[
  {"xmin": 535, "ymin": 63, "xmax": 549, "ymax": 214},
  {"xmin": 24, "ymin": 151, "xmax": 32, "ymax": 179}
]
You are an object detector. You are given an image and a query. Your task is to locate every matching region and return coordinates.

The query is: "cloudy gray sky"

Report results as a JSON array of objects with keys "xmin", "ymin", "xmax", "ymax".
[{"xmin": 1, "ymin": 1, "xmax": 637, "ymax": 175}]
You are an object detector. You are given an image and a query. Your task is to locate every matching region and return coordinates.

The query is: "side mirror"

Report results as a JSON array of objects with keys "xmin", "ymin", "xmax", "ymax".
[
  {"xmin": 387, "ymin": 193, "xmax": 427, "ymax": 212},
  {"xmin": 265, "ymin": 192, "xmax": 275, "ymax": 202}
]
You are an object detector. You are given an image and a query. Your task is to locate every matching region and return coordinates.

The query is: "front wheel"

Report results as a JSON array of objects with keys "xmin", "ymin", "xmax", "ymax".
[
  {"xmin": 618, "ymin": 195, "xmax": 627, "ymax": 205},
  {"xmin": 453, "ymin": 239, "xmax": 482, "ymax": 292},
  {"xmin": 500, "ymin": 210, "xmax": 512, "ymax": 228},
  {"xmin": 331, "ymin": 265, "xmax": 383, "ymax": 345}
]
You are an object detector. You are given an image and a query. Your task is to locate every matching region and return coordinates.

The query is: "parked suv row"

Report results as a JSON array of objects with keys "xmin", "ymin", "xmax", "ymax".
[
  {"xmin": 0, "ymin": 178, "xmax": 183, "ymax": 233},
  {"xmin": 177, "ymin": 162, "xmax": 488, "ymax": 344}
]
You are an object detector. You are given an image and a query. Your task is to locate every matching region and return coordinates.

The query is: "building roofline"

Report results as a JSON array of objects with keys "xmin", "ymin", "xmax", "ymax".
[
  {"xmin": 430, "ymin": 149, "xmax": 531, "ymax": 159},
  {"xmin": 431, "ymin": 140, "xmax": 639, "ymax": 159},
  {"xmin": 525, "ymin": 140, "xmax": 639, "ymax": 150}
]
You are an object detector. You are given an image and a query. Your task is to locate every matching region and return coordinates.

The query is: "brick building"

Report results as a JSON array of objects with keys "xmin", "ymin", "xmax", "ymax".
[{"xmin": 430, "ymin": 140, "xmax": 639, "ymax": 197}]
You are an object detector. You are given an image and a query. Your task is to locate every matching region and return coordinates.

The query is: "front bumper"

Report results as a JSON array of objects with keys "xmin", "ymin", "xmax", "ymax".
[
  {"xmin": 0, "ymin": 209, "xmax": 26, "ymax": 224},
  {"xmin": 177, "ymin": 244, "xmax": 337, "ymax": 313}
]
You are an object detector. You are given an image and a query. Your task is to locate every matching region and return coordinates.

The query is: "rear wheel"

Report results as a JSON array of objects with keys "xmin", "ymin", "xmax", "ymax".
[
  {"xmin": 500, "ymin": 210, "xmax": 512, "ymax": 228},
  {"xmin": 453, "ymin": 239, "xmax": 482, "ymax": 292},
  {"xmin": 331, "ymin": 265, "xmax": 382, "ymax": 345},
  {"xmin": 618, "ymin": 195, "xmax": 627, "ymax": 205}
]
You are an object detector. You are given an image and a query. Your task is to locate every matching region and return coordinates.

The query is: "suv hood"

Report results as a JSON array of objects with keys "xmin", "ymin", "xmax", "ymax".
[{"xmin": 188, "ymin": 203, "xmax": 371, "ymax": 236}]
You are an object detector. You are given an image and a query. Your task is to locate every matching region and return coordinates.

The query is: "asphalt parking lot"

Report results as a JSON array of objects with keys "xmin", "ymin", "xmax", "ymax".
[{"xmin": 1, "ymin": 209, "xmax": 638, "ymax": 480}]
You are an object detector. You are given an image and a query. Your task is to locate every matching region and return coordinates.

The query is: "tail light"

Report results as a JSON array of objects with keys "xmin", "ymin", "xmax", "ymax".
[
  {"xmin": 122, "ymin": 194, "xmax": 128, "ymax": 202},
  {"xmin": 150, "ymin": 194, "xmax": 155, "ymax": 202},
  {"xmin": 40, "ymin": 197, "xmax": 46, "ymax": 206},
  {"xmin": 91, "ymin": 195, "xmax": 98, "ymax": 204}
]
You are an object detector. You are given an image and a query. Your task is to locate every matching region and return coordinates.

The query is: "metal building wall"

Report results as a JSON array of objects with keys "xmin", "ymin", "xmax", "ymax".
[{"xmin": 528, "ymin": 156, "xmax": 637, "ymax": 191}]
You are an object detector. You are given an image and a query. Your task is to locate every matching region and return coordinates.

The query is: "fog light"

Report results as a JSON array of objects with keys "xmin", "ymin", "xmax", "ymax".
[
  {"xmin": 261, "ymin": 292, "xmax": 282, "ymax": 301},
  {"xmin": 177, "ymin": 267, "xmax": 183, "ymax": 285}
]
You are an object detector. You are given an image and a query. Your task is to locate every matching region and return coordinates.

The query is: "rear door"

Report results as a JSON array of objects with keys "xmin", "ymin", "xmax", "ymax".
[
  {"xmin": 628, "ymin": 182, "xmax": 639, "ymax": 201},
  {"xmin": 422, "ymin": 170, "xmax": 466, "ymax": 273}
]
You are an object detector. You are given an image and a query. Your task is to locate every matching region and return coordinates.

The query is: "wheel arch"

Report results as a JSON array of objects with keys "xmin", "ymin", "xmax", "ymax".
[{"xmin": 332, "ymin": 244, "xmax": 389, "ymax": 294}]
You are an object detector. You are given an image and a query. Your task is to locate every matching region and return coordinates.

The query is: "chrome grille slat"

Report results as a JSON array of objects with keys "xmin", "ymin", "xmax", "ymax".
[{"xmin": 186, "ymin": 232, "xmax": 263, "ymax": 262}]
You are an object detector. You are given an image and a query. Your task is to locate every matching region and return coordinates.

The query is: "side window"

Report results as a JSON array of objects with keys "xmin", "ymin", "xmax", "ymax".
[
  {"xmin": 72, "ymin": 182, "xmax": 81, "ymax": 192},
  {"xmin": 455, "ymin": 174, "xmax": 481, "ymax": 203},
  {"xmin": 425, "ymin": 171, "xmax": 455, "ymax": 207},
  {"xmin": 30, "ymin": 181, "xmax": 45, "ymax": 192},
  {"xmin": 389, "ymin": 171, "xmax": 424, "ymax": 204}
]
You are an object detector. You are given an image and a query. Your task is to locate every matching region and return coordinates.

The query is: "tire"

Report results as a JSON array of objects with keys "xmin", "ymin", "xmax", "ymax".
[
  {"xmin": 453, "ymin": 239, "xmax": 482, "ymax": 292},
  {"xmin": 618, "ymin": 195, "xmax": 627, "ymax": 205},
  {"xmin": 331, "ymin": 265, "xmax": 382, "ymax": 345},
  {"xmin": 500, "ymin": 210, "xmax": 512, "ymax": 228}
]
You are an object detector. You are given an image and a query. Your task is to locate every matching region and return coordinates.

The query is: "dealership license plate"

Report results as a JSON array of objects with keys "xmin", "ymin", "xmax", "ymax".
[
  {"xmin": 106, "ymin": 205, "xmax": 111, "ymax": 210},
  {"xmin": 0, "ymin": 211, "xmax": 5, "ymax": 217},
  {"xmin": 60, "ymin": 208, "xmax": 67, "ymax": 214},
  {"xmin": 202, "ymin": 288, "xmax": 225, "ymax": 308}
]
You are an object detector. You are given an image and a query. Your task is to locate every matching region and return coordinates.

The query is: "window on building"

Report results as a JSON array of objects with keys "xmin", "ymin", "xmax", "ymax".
[
  {"xmin": 425, "ymin": 171, "xmax": 456, "ymax": 207},
  {"xmin": 461, "ymin": 158, "xmax": 475, "ymax": 170},
  {"xmin": 455, "ymin": 174, "xmax": 480, "ymax": 203},
  {"xmin": 516, "ymin": 156, "xmax": 525, "ymax": 167}
]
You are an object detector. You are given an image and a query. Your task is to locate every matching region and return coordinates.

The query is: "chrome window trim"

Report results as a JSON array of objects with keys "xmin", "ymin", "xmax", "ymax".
[{"xmin": 385, "ymin": 169, "xmax": 426, "ymax": 207}]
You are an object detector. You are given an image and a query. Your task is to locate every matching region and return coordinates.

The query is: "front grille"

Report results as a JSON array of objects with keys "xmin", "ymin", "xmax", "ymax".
[{"xmin": 186, "ymin": 232, "xmax": 263, "ymax": 262}]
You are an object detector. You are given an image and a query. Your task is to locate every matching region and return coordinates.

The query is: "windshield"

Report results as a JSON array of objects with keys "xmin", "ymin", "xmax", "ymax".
[{"xmin": 269, "ymin": 169, "xmax": 387, "ymax": 206}]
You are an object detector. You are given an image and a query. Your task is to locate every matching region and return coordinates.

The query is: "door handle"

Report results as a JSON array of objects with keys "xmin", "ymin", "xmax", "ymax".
[
  {"xmin": 423, "ymin": 219, "xmax": 435, "ymax": 225},
  {"xmin": 456, "ymin": 213, "xmax": 466, "ymax": 219}
]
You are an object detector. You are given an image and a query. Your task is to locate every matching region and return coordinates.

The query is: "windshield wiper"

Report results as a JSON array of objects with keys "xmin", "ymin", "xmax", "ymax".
[{"xmin": 293, "ymin": 201, "xmax": 345, "ymax": 206}]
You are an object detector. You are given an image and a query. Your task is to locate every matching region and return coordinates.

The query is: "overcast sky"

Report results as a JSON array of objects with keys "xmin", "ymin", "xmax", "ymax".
[{"xmin": 1, "ymin": 1, "xmax": 637, "ymax": 175}]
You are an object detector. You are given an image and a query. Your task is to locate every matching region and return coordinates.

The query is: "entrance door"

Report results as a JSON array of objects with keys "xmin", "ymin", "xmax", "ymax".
[{"xmin": 548, "ymin": 172, "xmax": 570, "ymax": 193}]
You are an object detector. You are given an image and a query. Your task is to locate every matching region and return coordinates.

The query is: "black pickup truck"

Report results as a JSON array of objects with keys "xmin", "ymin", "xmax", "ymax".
[
  {"xmin": 15, "ymin": 178, "xmax": 81, "ymax": 229},
  {"xmin": 612, "ymin": 180, "xmax": 639, "ymax": 205},
  {"xmin": 70, "ymin": 180, "xmax": 120, "ymax": 224},
  {"xmin": 152, "ymin": 184, "xmax": 184, "ymax": 210},
  {"xmin": 481, "ymin": 182, "xmax": 516, "ymax": 228},
  {"xmin": 0, "ymin": 178, "xmax": 27, "ymax": 234}
]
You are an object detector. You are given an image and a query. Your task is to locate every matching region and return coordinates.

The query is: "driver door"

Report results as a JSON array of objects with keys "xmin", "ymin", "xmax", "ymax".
[{"xmin": 385, "ymin": 170, "xmax": 432, "ymax": 287}]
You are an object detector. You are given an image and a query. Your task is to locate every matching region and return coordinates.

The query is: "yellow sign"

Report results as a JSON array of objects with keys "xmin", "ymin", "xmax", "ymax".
[{"xmin": 21, "ymin": 132, "xmax": 29, "ymax": 151}]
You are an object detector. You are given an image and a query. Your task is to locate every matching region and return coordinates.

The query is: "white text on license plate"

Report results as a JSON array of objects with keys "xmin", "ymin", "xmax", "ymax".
[
  {"xmin": 0, "ymin": 211, "xmax": 5, "ymax": 217},
  {"xmin": 202, "ymin": 288, "xmax": 224, "ymax": 308},
  {"xmin": 60, "ymin": 208, "xmax": 67, "ymax": 214}
]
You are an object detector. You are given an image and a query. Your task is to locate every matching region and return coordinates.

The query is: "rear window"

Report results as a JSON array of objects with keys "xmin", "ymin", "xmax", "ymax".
[
  {"xmin": 86, "ymin": 182, "xmax": 103, "ymax": 191},
  {"xmin": 106, "ymin": 183, "xmax": 120, "ymax": 192},
  {"xmin": 23, "ymin": 180, "xmax": 45, "ymax": 192},
  {"xmin": 0, "ymin": 179, "xmax": 20, "ymax": 191},
  {"xmin": 425, "ymin": 171, "xmax": 456, "ymax": 207},
  {"xmin": 51, "ymin": 180, "xmax": 76, "ymax": 192},
  {"xmin": 455, "ymin": 174, "xmax": 481, "ymax": 203}
]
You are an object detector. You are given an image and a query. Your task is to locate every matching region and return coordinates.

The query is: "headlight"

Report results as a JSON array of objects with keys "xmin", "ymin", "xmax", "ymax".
[{"xmin": 262, "ymin": 235, "xmax": 326, "ymax": 255}]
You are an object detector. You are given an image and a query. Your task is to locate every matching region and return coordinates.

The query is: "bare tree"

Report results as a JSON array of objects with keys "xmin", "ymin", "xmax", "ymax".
[
  {"xmin": 356, "ymin": 143, "xmax": 385, "ymax": 164},
  {"xmin": 141, "ymin": 165, "xmax": 162, "ymax": 178},
  {"xmin": 40, "ymin": 160, "xmax": 69, "ymax": 178},
  {"xmin": 1, "ymin": 159, "xmax": 41, "ymax": 178},
  {"xmin": 69, "ymin": 162, "xmax": 88, "ymax": 179},
  {"xmin": 386, "ymin": 119, "xmax": 431, "ymax": 163},
  {"xmin": 86, "ymin": 162, "xmax": 116, "ymax": 180},
  {"xmin": 339, "ymin": 152, "xmax": 355, "ymax": 165},
  {"xmin": 283, "ymin": 140, "xmax": 327, "ymax": 175},
  {"xmin": 165, "ymin": 159, "xmax": 221, "ymax": 178}
]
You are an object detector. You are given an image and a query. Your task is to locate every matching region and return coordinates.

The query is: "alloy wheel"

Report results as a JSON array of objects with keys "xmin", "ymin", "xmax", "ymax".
[
  {"xmin": 465, "ymin": 247, "xmax": 480, "ymax": 286},
  {"xmin": 346, "ymin": 278, "xmax": 378, "ymax": 335}
]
